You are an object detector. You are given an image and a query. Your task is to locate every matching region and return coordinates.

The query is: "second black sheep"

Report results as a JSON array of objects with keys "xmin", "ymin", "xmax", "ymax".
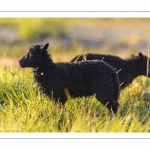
[{"xmin": 70, "ymin": 53, "xmax": 150, "ymax": 89}]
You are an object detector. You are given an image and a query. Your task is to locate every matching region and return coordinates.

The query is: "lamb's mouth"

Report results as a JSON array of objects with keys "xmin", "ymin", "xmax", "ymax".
[{"xmin": 19, "ymin": 60, "xmax": 27, "ymax": 68}]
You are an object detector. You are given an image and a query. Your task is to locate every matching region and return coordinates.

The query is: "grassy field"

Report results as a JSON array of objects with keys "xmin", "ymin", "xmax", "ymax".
[
  {"xmin": 1, "ymin": 18, "xmax": 150, "ymax": 132},
  {"xmin": 0, "ymin": 58, "xmax": 150, "ymax": 132}
]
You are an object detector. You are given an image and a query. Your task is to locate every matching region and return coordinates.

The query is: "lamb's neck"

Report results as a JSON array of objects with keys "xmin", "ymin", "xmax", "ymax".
[
  {"xmin": 33, "ymin": 59, "xmax": 55, "ymax": 96},
  {"xmin": 33, "ymin": 59, "xmax": 54, "ymax": 78}
]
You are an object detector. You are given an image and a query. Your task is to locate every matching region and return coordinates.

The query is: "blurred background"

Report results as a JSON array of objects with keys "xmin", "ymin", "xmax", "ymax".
[{"xmin": 0, "ymin": 18, "xmax": 150, "ymax": 66}]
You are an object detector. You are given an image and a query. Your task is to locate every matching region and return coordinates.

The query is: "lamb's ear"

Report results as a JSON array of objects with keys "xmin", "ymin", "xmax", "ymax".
[
  {"xmin": 138, "ymin": 52, "xmax": 143, "ymax": 60},
  {"xmin": 41, "ymin": 43, "xmax": 49, "ymax": 51}
]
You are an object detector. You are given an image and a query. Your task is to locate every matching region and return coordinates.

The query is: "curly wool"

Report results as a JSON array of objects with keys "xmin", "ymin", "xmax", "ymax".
[
  {"xmin": 70, "ymin": 53, "xmax": 150, "ymax": 89},
  {"xmin": 19, "ymin": 43, "xmax": 120, "ymax": 114}
]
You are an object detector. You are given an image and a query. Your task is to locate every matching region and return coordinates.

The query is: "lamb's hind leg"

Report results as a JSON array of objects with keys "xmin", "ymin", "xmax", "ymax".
[
  {"xmin": 105, "ymin": 100, "xmax": 120, "ymax": 114},
  {"xmin": 96, "ymin": 94, "xmax": 120, "ymax": 114}
]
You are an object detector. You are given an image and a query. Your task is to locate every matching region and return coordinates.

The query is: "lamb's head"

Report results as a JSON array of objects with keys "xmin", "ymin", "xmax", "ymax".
[
  {"xmin": 131, "ymin": 52, "xmax": 150, "ymax": 77},
  {"xmin": 19, "ymin": 43, "xmax": 49, "ymax": 68}
]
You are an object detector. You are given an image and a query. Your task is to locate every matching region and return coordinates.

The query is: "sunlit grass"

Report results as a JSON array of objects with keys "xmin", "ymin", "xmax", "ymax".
[{"xmin": 0, "ymin": 65, "xmax": 150, "ymax": 132}]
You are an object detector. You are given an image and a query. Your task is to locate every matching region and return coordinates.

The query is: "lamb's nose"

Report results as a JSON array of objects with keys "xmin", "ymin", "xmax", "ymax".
[
  {"xmin": 19, "ymin": 59, "xmax": 22, "ymax": 66},
  {"xmin": 19, "ymin": 59, "xmax": 25, "ymax": 67}
]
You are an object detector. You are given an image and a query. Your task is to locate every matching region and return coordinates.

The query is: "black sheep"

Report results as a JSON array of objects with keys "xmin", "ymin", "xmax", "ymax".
[
  {"xmin": 19, "ymin": 43, "xmax": 120, "ymax": 114},
  {"xmin": 70, "ymin": 53, "xmax": 150, "ymax": 89}
]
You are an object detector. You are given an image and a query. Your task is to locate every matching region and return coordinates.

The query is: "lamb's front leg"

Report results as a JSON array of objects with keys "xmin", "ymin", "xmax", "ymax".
[{"xmin": 50, "ymin": 89, "xmax": 67, "ymax": 105}]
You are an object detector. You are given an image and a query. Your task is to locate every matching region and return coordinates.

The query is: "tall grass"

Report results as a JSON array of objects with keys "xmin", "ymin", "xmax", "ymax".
[{"xmin": 0, "ymin": 65, "xmax": 150, "ymax": 132}]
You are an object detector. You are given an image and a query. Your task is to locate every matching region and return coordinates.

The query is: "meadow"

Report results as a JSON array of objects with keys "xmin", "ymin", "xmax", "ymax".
[{"xmin": 1, "ymin": 18, "xmax": 150, "ymax": 132}]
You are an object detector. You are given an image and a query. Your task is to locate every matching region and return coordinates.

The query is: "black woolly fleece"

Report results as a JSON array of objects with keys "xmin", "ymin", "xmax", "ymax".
[{"xmin": 19, "ymin": 43, "xmax": 120, "ymax": 114}]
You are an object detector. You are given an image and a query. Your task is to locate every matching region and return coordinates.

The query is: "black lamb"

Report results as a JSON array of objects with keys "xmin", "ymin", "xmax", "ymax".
[
  {"xmin": 70, "ymin": 53, "xmax": 150, "ymax": 89},
  {"xmin": 19, "ymin": 43, "xmax": 120, "ymax": 114}
]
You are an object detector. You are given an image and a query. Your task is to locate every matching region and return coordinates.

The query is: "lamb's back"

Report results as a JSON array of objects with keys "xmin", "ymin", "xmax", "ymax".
[
  {"xmin": 54, "ymin": 60, "xmax": 119, "ymax": 97},
  {"xmin": 55, "ymin": 60, "xmax": 116, "ymax": 79}
]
